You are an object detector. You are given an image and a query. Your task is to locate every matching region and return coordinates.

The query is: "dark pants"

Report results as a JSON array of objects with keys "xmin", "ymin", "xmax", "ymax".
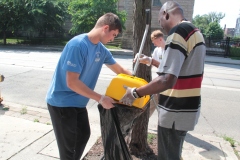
[
  {"xmin": 158, "ymin": 125, "xmax": 187, "ymax": 160},
  {"xmin": 48, "ymin": 104, "xmax": 90, "ymax": 160}
]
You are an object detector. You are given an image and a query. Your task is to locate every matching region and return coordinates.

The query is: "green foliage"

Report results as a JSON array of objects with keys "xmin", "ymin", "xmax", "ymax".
[
  {"xmin": 205, "ymin": 22, "xmax": 224, "ymax": 39},
  {"xmin": 192, "ymin": 14, "xmax": 209, "ymax": 33},
  {"xmin": 193, "ymin": 12, "xmax": 224, "ymax": 39},
  {"xmin": 0, "ymin": 0, "xmax": 24, "ymax": 32},
  {"xmin": 232, "ymin": 36, "xmax": 240, "ymax": 41},
  {"xmin": 68, "ymin": 0, "xmax": 127, "ymax": 35},
  {"xmin": 0, "ymin": 0, "xmax": 126, "ymax": 43},
  {"xmin": 0, "ymin": 0, "xmax": 69, "ymax": 44},
  {"xmin": 230, "ymin": 47, "xmax": 240, "ymax": 58},
  {"xmin": 25, "ymin": 0, "xmax": 69, "ymax": 37},
  {"xmin": 206, "ymin": 12, "xmax": 225, "ymax": 24}
]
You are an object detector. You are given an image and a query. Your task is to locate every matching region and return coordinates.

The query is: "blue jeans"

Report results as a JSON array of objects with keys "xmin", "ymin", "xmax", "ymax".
[{"xmin": 158, "ymin": 124, "xmax": 187, "ymax": 160}]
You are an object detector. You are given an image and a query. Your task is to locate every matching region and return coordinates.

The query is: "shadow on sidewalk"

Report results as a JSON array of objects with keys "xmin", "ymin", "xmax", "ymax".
[
  {"xmin": 0, "ymin": 104, "xmax": 9, "ymax": 115},
  {"xmin": 185, "ymin": 133, "xmax": 228, "ymax": 159}
]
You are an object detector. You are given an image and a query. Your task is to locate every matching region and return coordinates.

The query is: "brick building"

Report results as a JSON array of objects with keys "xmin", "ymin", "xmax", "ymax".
[
  {"xmin": 117, "ymin": 0, "xmax": 195, "ymax": 49},
  {"xmin": 224, "ymin": 28, "xmax": 235, "ymax": 38}
]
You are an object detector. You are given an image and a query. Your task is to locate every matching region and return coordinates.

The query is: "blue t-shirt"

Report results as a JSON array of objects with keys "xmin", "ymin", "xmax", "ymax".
[{"xmin": 46, "ymin": 34, "xmax": 116, "ymax": 108}]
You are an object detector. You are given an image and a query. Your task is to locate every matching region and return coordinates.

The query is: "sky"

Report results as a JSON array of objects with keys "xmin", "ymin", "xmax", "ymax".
[{"xmin": 193, "ymin": 0, "xmax": 240, "ymax": 28}]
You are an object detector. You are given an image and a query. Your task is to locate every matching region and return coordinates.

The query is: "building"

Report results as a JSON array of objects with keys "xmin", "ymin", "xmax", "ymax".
[
  {"xmin": 234, "ymin": 16, "xmax": 240, "ymax": 37},
  {"xmin": 117, "ymin": 0, "xmax": 195, "ymax": 49},
  {"xmin": 224, "ymin": 28, "xmax": 235, "ymax": 38}
]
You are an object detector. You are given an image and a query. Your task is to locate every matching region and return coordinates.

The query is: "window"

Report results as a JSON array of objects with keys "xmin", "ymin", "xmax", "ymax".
[{"xmin": 152, "ymin": 0, "xmax": 162, "ymax": 6}]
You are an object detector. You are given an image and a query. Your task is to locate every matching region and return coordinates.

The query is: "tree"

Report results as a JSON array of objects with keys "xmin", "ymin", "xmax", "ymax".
[
  {"xmin": 0, "ymin": 0, "xmax": 68, "ymax": 44},
  {"xmin": 192, "ymin": 12, "xmax": 225, "ymax": 37},
  {"xmin": 207, "ymin": 12, "xmax": 225, "ymax": 24},
  {"xmin": 68, "ymin": 0, "xmax": 127, "ymax": 35},
  {"xmin": 205, "ymin": 22, "xmax": 224, "ymax": 39},
  {"xmin": 25, "ymin": 0, "xmax": 68, "ymax": 39},
  {"xmin": 192, "ymin": 14, "xmax": 209, "ymax": 34},
  {"xmin": 125, "ymin": 0, "xmax": 154, "ymax": 158},
  {"xmin": 0, "ymin": 0, "xmax": 22, "ymax": 44}
]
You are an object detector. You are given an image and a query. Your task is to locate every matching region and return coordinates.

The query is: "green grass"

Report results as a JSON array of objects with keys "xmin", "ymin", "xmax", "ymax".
[
  {"xmin": 0, "ymin": 37, "xmax": 68, "ymax": 45},
  {"xmin": 20, "ymin": 107, "xmax": 27, "ymax": 115},
  {"xmin": 34, "ymin": 119, "xmax": 39, "ymax": 122},
  {"xmin": 2, "ymin": 107, "xmax": 9, "ymax": 111},
  {"xmin": 147, "ymin": 133, "xmax": 156, "ymax": 144},
  {"xmin": 230, "ymin": 57, "xmax": 240, "ymax": 60},
  {"xmin": 223, "ymin": 135, "xmax": 236, "ymax": 147},
  {"xmin": 1, "ymin": 38, "xmax": 120, "ymax": 49},
  {"xmin": 222, "ymin": 135, "xmax": 240, "ymax": 158},
  {"xmin": 0, "ymin": 38, "xmax": 25, "ymax": 44},
  {"xmin": 104, "ymin": 44, "xmax": 122, "ymax": 49}
]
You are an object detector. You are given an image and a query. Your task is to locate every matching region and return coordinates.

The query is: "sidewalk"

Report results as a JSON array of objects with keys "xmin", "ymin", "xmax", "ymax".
[
  {"xmin": 0, "ymin": 45, "xmax": 240, "ymax": 160},
  {"xmin": 1, "ymin": 100, "xmax": 240, "ymax": 160}
]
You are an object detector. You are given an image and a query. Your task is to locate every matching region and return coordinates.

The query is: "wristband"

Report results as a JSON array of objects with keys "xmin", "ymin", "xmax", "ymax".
[{"xmin": 132, "ymin": 88, "xmax": 142, "ymax": 98}]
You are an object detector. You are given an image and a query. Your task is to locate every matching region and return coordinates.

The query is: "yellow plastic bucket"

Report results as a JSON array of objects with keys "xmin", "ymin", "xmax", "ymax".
[{"xmin": 105, "ymin": 74, "xmax": 150, "ymax": 109}]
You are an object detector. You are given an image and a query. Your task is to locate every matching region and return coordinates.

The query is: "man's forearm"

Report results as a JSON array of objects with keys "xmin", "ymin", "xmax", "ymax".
[
  {"xmin": 135, "ymin": 74, "xmax": 177, "ymax": 97},
  {"xmin": 151, "ymin": 59, "xmax": 160, "ymax": 68}
]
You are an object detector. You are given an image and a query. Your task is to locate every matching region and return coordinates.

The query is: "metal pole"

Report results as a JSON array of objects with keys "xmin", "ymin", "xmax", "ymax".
[{"xmin": 133, "ymin": 9, "xmax": 150, "ymax": 76}]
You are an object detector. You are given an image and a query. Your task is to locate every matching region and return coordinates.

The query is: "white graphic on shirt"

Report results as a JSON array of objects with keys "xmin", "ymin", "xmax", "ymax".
[
  {"xmin": 95, "ymin": 52, "xmax": 100, "ymax": 62},
  {"xmin": 67, "ymin": 61, "xmax": 77, "ymax": 67}
]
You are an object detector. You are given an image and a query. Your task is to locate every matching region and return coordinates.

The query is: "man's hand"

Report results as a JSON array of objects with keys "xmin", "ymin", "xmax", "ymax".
[
  {"xmin": 0, "ymin": 75, "xmax": 4, "ymax": 82},
  {"xmin": 99, "ymin": 95, "xmax": 115, "ymax": 109},
  {"xmin": 119, "ymin": 86, "xmax": 136, "ymax": 106},
  {"xmin": 133, "ymin": 53, "xmax": 152, "ymax": 66}
]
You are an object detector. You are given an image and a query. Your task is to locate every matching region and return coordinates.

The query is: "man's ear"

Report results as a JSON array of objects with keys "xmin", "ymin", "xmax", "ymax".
[
  {"xmin": 103, "ymin": 25, "xmax": 109, "ymax": 31},
  {"xmin": 166, "ymin": 13, "xmax": 169, "ymax": 20}
]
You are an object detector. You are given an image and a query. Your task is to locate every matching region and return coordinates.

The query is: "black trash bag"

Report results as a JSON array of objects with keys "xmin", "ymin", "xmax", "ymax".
[{"xmin": 98, "ymin": 103, "xmax": 144, "ymax": 160}]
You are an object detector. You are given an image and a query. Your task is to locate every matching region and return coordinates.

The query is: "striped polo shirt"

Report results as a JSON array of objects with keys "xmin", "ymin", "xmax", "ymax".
[{"xmin": 157, "ymin": 21, "xmax": 206, "ymax": 131}]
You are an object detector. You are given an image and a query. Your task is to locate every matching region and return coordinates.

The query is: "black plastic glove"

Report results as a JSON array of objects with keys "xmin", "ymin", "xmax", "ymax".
[
  {"xmin": 0, "ymin": 75, "xmax": 4, "ymax": 82},
  {"xmin": 133, "ymin": 53, "xmax": 152, "ymax": 66},
  {"xmin": 119, "ymin": 86, "xmax": 136, "ymax": 106}
]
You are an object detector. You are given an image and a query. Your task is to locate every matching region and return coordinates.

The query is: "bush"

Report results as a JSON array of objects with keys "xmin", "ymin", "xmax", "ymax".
[{"xmin": 230, "ymin": 47, "xmax": 240, "ymax": 58}]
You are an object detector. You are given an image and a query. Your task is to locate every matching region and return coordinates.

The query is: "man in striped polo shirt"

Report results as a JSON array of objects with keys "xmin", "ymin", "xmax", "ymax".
[{"xmin": 120, "ymin": 1, "xmax": 206, "ymax": 159}]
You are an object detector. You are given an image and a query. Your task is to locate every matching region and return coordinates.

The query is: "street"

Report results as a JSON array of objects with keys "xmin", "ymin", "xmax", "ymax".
[{"xmin": 0, "ymin": 49, "xmax": 240, "ymax": 143}]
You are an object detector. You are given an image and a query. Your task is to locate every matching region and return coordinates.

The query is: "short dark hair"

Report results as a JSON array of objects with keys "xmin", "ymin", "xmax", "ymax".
[
  {"xmin": 164, "ymin": 1, "xmax": 184, "ymax": 16},
  {"xmin": 95, "ymin": 13, "xmax": 122, "ymax": 33}
]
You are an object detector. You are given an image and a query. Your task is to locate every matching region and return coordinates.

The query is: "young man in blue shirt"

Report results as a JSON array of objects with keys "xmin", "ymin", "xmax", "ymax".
[{"xmin": 46, "ymin": 13, "xmax": 131, "ymax": 160}]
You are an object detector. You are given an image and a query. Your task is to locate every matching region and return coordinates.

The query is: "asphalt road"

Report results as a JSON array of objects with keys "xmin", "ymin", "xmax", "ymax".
[{"xmin": 0, "ymin": 49, "xmax": 240, "ymax": 143}]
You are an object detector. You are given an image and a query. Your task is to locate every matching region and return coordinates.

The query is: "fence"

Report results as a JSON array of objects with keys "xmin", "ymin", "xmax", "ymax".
[{"xmin": 205, "ymin": 36, "xmax": 240, "ymax": 58}]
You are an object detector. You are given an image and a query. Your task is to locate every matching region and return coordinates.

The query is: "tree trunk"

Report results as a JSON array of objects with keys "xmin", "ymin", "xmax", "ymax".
[
  {"xmin": 126, "ymin": 0, "xmax": 153, "ymax": 158},
  {"xmin": 3, "ymin": 31, "xmax": 7, "ymax": 45}
]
